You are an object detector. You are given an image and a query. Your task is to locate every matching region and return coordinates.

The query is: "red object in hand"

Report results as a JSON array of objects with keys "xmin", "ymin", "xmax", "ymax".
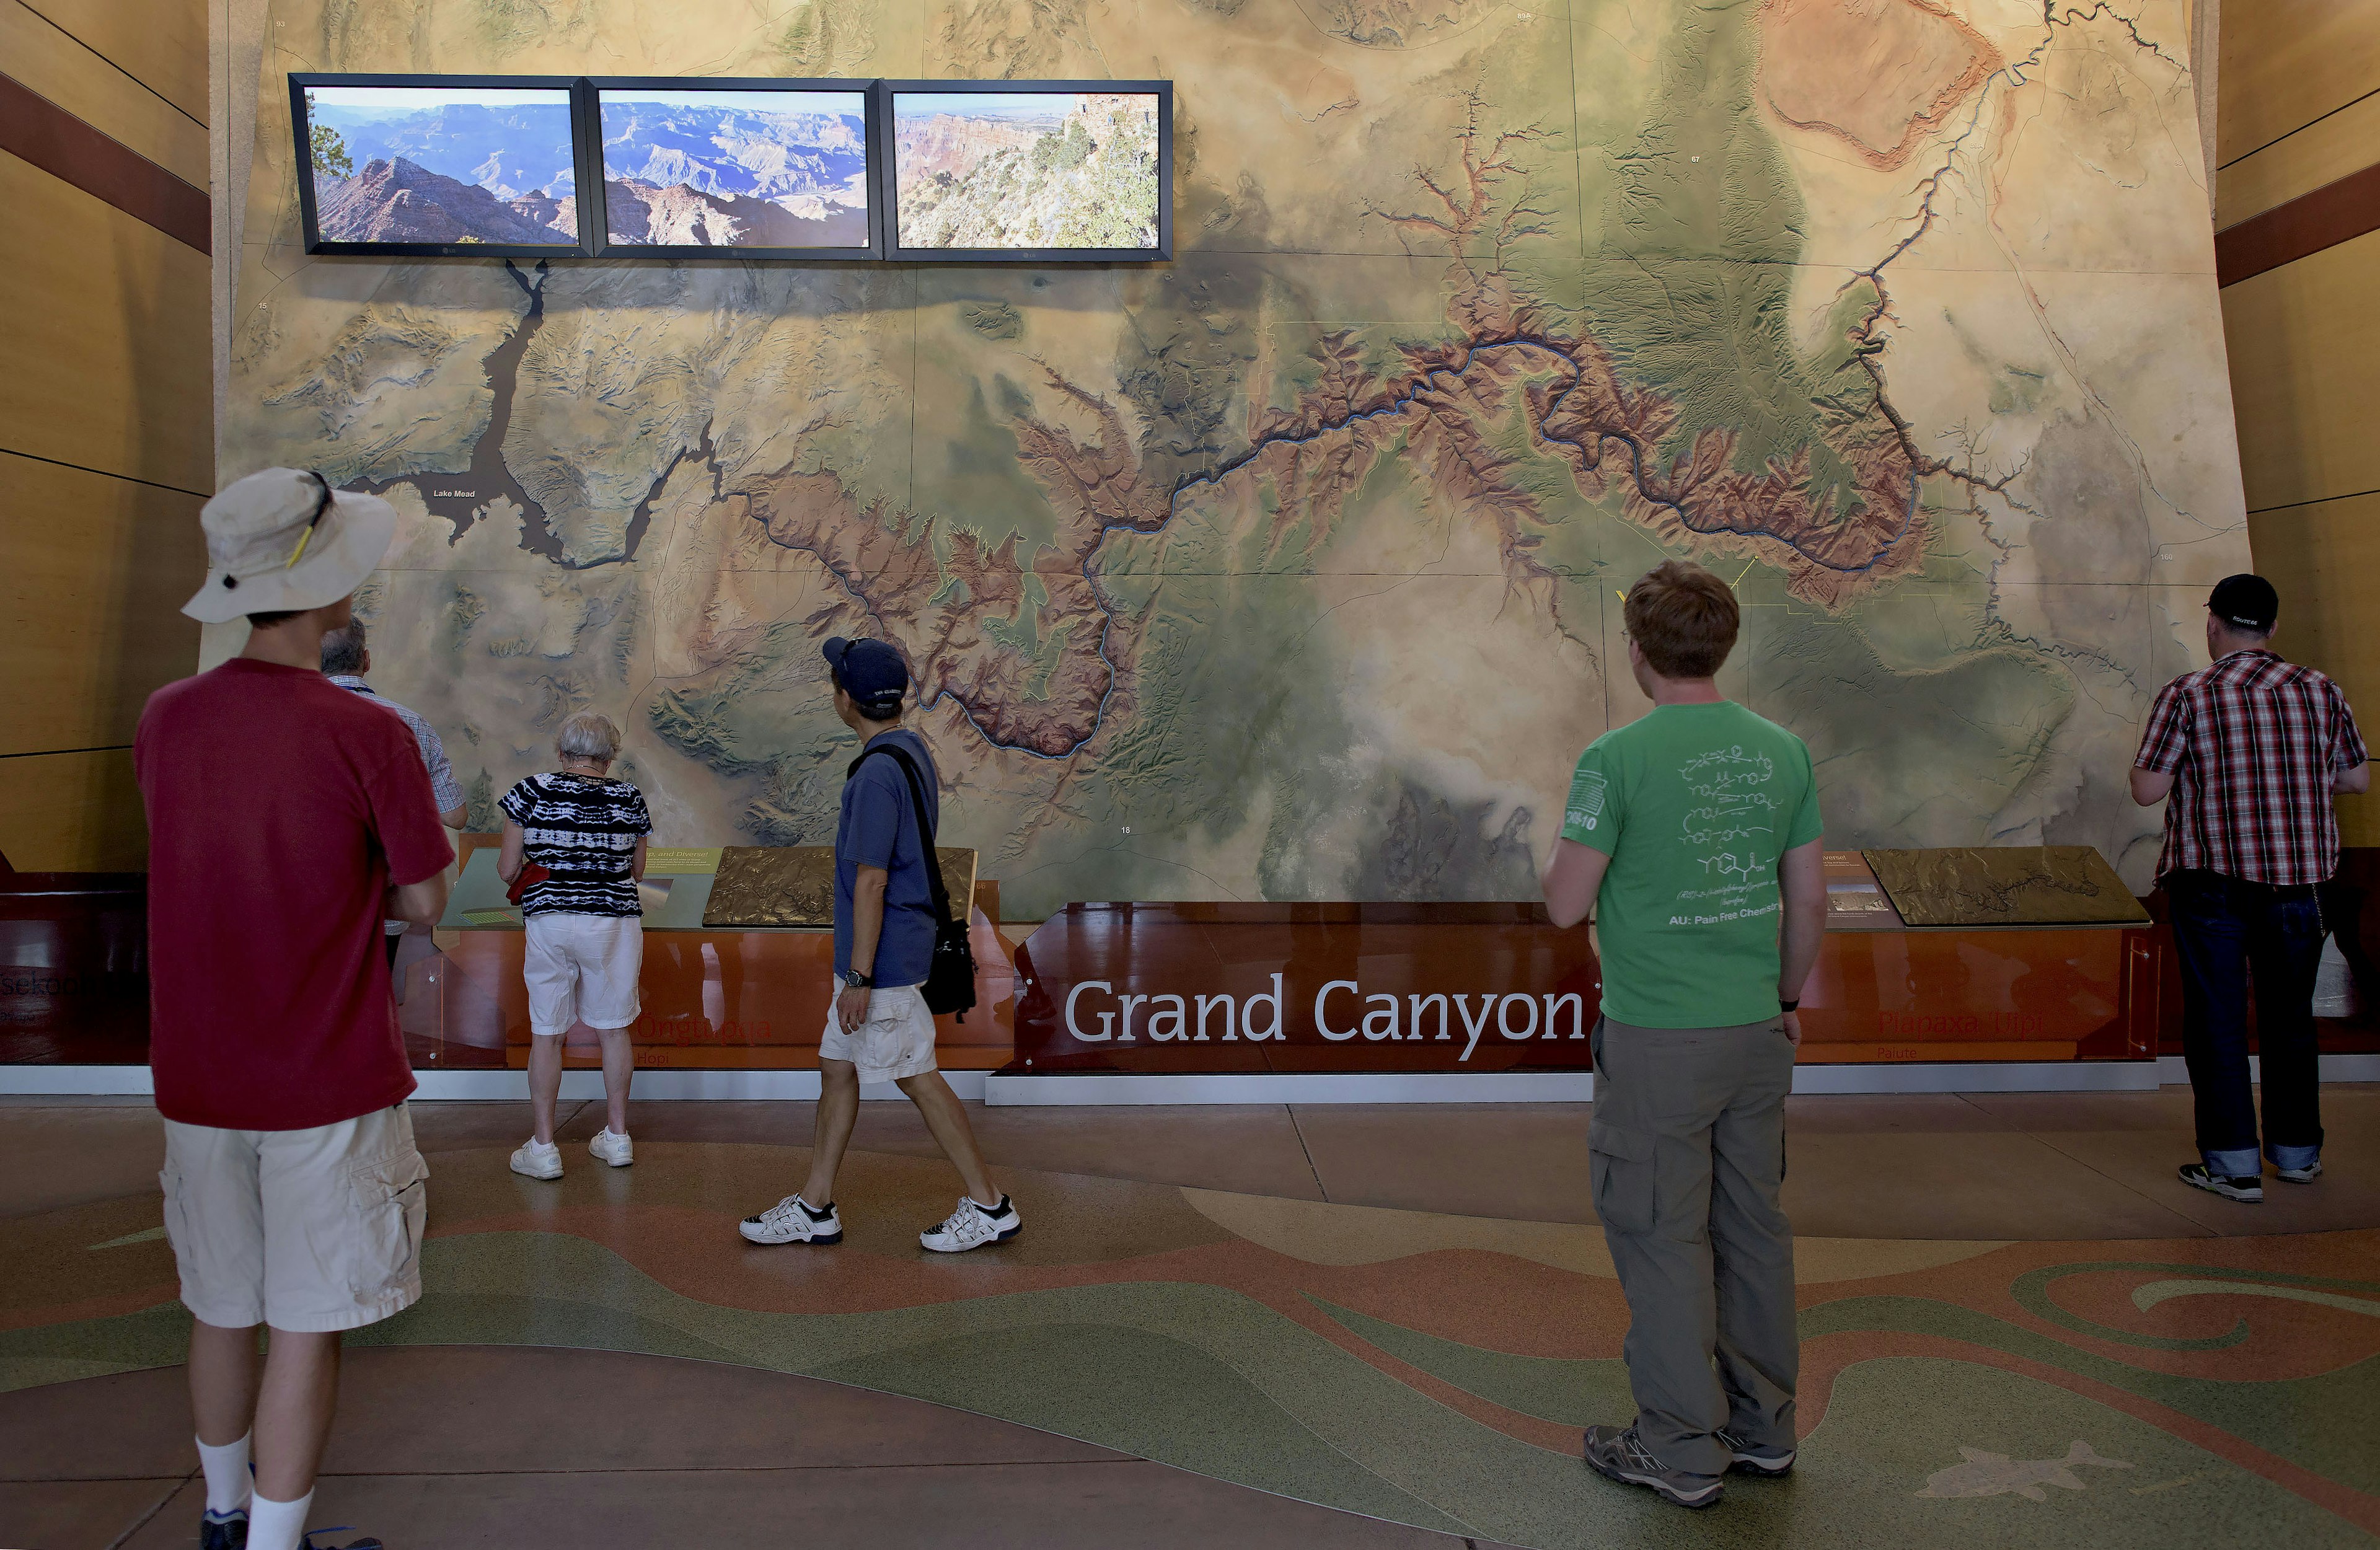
[{"xmin": 506, "ymin": 862, "xmax": 550, "ymax": 906}]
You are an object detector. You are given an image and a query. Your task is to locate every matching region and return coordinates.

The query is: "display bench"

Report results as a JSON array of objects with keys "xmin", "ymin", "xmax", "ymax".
[
  {"xmin": 998, "ymin": 852, "xmax": 2163, "ymax": 1088},
  {"xmin": 1799, "ymin": 852, "xmax": 2157, "ymax": 1062},
  {"xmin": 412, "ymin": 840, "xmax": 1015, "ymax": 1072},
  {"xmin": 32, "ymin": 841, "xmax": 2374, "ymax": 1099}
]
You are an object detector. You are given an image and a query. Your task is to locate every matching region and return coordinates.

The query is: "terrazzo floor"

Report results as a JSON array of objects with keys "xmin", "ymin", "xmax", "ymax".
[{"xmin": 2, "ymin": 1091, "xmax": 2376, "ymax": 1548}]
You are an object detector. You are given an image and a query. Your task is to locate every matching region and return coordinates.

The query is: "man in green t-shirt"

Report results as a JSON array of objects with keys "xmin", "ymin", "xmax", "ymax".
[{"xmin": 1542, "ymin": 560, "xmax": 1828, "ymax": 1510}]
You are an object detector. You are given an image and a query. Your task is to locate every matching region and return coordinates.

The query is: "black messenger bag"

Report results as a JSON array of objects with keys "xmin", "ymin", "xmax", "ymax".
[{"xmin": 853, "ymin": 743, "xmax": 978, "ymax": 1022}]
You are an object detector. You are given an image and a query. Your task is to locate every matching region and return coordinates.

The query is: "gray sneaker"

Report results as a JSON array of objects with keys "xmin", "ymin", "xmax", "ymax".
[
  {"xmin": 1715, "ymin": 1427, "xmax": 1795, "ymax": 1477},
  {"xmin": 2179, "ymin": 1163, "xmax": 2261, "ymax": 1202},
  {"xmin": 2275, "ymin": 1159, "xmax": 2322, "ymax": 1184},
  {"xmin": 1582, "ymin": 1424, "xmax": 1724, "ymax": 1509}
]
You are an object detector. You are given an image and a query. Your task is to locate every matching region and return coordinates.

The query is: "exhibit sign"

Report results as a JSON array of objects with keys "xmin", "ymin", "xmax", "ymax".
[
  {"xmin": 1009, "ymin": 904, "xmax": 1600, "ymax": 1075},
  {"xmin": 288, "ymin": 73, "xmax": 1170, "ymax": 263},
  {"xmin": 881, "ymin": 81, "xmax": 1171, "ymax": 261},
  {"xmin": 1007, "ymin": 881, "xmax": 2161, "ymax": 1075},
  {"xmin": 290, "ymin": 75, "xmax": 591, "ymax": 258},
  {"xmin": 586, "ymin": 79, "xmax": 882, "ymax": 260}
]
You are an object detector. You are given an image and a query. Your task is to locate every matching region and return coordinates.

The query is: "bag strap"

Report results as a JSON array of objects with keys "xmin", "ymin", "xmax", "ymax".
[{"xmin": 852, "ymin": 742, "xmax": 953, "ymax": 927}]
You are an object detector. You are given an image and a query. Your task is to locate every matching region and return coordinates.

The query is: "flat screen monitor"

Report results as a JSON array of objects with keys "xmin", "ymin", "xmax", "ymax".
[
  {"xmin": 881, "ymin": 81, "xmax": 1171, "ymax": 262},
  {"xmin": 587, "ymin": 79, "xmax": 881, "ymax": 258},
  {"xmin": 289, "ymin": 75, "xmax": 590, "ymax": 257}
]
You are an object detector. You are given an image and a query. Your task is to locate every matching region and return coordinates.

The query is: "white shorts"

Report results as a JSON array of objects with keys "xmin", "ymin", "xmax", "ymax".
[
  {"xmin": 160, "ymin": 1104, "xmax": 428, "ymax": 1334},
  {"xmin": 818, "ymin": 983, "xmax": 938, "ymax": 1083},
  {"xmin": 524, "ymin": 912, "xmax": 643, "ymax": 1037}
]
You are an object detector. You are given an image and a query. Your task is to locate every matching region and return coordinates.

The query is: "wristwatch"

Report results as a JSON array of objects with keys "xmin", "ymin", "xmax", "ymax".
[
  {"xmin": 842, "ymin": 969, "xmax": 873, "ymax": 989},
  {"xmin": 1778, "ymin": 998, "xmax": 1800, "ymax": 1013}
]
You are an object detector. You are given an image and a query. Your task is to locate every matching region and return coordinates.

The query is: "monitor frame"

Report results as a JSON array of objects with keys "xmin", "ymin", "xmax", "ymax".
[
  {"xmin": 289, "ymin": 72, "xmax": 596, "ymax": 259},
  {"xmin": 581, "ymin": 77, "xmax": 886, "ymax": 261},
  {"xmin": 878, "ymin": 79, "xmax": 1173, "ymax": 265}
]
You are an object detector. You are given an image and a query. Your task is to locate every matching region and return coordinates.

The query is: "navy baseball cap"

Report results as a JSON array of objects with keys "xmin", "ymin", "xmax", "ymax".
[
  {"xmin": 2209, "ymin": 573, "xmax": 2279, "ymax": 633},
  {"xmin": 823, "ymin": 636, "xmax": 908, "ymax": 716}
]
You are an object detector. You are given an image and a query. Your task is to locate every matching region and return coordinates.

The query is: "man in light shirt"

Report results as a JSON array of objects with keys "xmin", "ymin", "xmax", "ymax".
[{"xmin": 322, "ymin": 620, "xmax": 466, "ymax": 965}]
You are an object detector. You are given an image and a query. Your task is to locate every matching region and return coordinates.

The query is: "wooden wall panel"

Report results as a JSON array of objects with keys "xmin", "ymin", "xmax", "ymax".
[
  {"xmin": 2218, "ymin": 227, "xmax": 2380, "ymax": 515},
  {"xmin": 0, "ymin": 147, "xmax": 211, "ymax": 495},
  {"xmin": 2216, "ymin": 0, "xmax": 2380, "ymax": 167},
  {"xmin": 0, "ymin": 0, "xmax": 211, "ymax": 868},
  {"xmin": 2217, "ymin": 89, "xmax": 2380, "ymax": 231},
  {"xmin": 0, "ymin": 748, "xmax": 146, "ymax": 872},
  {"xmin": 0, "ymin": 452, "xmax": 202, "ymax": 757},
  {"xmin": 2247, "ymin": 491, "xmax": 2380, "ymax": 846},
  {"xmin": 16, "ymin": 0, "xmax": 209, "ymax": 123},
  {"xmin": 1, "ymin": 0, "xmax": 209, "ymax": 185},
  {"xmin": 2215, "ymin": 2, "xmax": 2380, "ymax": 850}
]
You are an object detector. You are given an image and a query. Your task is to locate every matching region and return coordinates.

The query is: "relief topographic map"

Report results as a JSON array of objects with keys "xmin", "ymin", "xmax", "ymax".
[{"xmin": 226, "ymin": 0, "xmax": 2244, "ymax": 917}]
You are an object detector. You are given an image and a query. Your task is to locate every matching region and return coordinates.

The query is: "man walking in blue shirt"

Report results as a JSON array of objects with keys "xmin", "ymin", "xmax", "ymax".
[{"xmin": 740, "ymin": 637, "xmax": 1020, "ymax": 1253}]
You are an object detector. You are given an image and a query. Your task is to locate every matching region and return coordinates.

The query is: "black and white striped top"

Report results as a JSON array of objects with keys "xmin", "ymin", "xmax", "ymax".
[{"xmin": 498, "ymin": 772, "xmax": 654, "ymax": 918}]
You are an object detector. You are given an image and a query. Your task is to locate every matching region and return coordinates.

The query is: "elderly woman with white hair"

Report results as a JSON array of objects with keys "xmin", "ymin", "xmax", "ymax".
[{"xmin": 496, "ymin": 712, "xmax": 654, "ymax": 1179}]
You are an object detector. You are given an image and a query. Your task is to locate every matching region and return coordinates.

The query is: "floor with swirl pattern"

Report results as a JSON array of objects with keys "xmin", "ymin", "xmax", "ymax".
[{"xmin": 2, "ymin": 1090, "xmax": 2376, "ymax": 1548}]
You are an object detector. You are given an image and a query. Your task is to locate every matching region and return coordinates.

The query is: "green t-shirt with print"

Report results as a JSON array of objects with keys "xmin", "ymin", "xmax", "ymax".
[{"xmin": 1562, "ymin": 700, "xmax": 1823, "ymax": 1029}]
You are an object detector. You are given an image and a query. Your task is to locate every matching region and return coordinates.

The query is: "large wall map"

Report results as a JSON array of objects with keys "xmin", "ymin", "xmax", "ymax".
[{"xmin": 226, "ymin": 0, "xmax": 2243, "ymax": 918}]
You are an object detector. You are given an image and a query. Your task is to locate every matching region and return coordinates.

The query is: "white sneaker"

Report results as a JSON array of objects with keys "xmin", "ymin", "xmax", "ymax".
[
  {"xmin": 920, "ymin": 1194, "xmax": 1022, "ymax": 1253},
  {"xmin": 589, "ymin": 1128, "xmax": 633, "ymax": 1168},
  {"xmin": 509, "ymin": 1138, "xmax": 563, "ymax": 1180},
  {"xmin": 739, "ymin": 1194, "xmax": 843, "ymax": 1245}
]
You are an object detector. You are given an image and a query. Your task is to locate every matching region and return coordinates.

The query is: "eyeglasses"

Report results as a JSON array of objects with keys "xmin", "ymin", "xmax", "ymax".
[{"xmin": 284, "ymin": 472, "xmax": 335, "ymax": 569}]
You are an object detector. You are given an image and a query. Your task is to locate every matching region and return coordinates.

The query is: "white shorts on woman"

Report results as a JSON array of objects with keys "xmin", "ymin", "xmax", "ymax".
[{"xmin": 524, "ymin": 913, "xmax": 643, "ymax": 1037}]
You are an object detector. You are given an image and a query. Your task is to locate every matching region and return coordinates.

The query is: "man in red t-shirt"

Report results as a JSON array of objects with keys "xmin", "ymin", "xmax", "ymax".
[{"xmin": 138, "ymin": 467, "xmax": 453, "ymax": 1550}]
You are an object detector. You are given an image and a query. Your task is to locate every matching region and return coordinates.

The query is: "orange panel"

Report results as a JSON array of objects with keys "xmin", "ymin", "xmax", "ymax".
[
  {"xmin": 1795, "ymin": 1042, "xmax": 2081, "ymax": 1065},
  {"xmin": 1004, "ymin": 902, "xmax": 2157, "ymax": 1072},
  {"xmin": 413, "ymin": 914, "xmax": 1016, "ymax": 1072},
  {"xmin": 1794, "ymin": 926, "xmax": 2154, "ymax": 1060}
]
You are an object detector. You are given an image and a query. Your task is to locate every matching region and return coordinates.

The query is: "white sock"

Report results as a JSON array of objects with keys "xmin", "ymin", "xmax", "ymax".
[
  {"xmin": 246, "ymin": 1489, "xmax": 313, "ymax": 1550},
  {"xmin": 196, "ymin": 1432, "xmax": 252, "ymax": 1516}
]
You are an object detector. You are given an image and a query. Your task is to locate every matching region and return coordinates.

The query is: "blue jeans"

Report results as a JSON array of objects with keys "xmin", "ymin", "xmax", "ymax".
[{"xmin": 2164, "ymin": 869, "xmax": 2325, "ymax": 1176}]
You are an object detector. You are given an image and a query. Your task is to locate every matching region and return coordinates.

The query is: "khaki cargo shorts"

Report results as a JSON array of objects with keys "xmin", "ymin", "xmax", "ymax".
[
  {"xmin": 160, "ymin": 1103, "xmax": 428, "ymax": 1333},
  {"xmin": 817, "ymin": 983, "xmax": 938, "ymax": 1084}
]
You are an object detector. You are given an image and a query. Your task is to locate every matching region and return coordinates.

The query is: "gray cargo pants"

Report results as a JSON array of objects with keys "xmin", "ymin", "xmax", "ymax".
[{"xmin": 1589, "ymin": 1016, "xmax": 1797, "ymax": 1479}]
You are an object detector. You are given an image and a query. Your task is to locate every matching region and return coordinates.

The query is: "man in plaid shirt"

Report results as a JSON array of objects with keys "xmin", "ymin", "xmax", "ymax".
[{"xmin": 2133, "ymin": 574, "xmax": 2369, "ymax": 1203}]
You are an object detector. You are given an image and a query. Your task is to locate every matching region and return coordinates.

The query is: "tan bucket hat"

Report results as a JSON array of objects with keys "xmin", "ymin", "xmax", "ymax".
[{"xmin": 183, "ymin": 468, "xmax": 397, "ymax": 623}]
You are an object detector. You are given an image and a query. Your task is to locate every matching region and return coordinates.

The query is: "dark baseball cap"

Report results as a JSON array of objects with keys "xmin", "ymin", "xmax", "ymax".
[
  {"xmin": 2208, "ymin": 573, "xmax": 2279, "ymax": 633},
  {"xmin": 822, "ymin": 636, "xmax": 908, "ymax": 716}
]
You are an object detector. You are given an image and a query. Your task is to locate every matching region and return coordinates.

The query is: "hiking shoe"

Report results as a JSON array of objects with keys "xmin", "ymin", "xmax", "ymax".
[
  {"xmin": 739, "ymin": 1194, "xmax": 842, "ymax": 1246},
  {"xmin": 2179, "ymin": 1163, "xmax": 2261, "ymax": 1203},
  {"xmin": 920, "ymin": 1194, "xmax": 1022, "ymax": 1253},
  {"xmin": 301, "ymin": 1533, "xmax": 384, "ymax": 1549},
  {"xmin": 1715, "ymin": 1427, "xmax": 1795, "ymax": 1477},
  {"xmin": 2275, "ymin": 1159, "xmax": 2323, "ymax": 1184},
  {"xmin": 199, "ymin": 1508, "xmax": 247, "ymax": 1549},
  {"xmin": 1583, "ymin": 1424, "xmax": 1723, "ymax": 1509},
  {"xmin": 509, "ymin": 1138, "xmax": 563, "ymax": 1181},
  {"xmin": 589, "ymin": 1128, "xmax": 633, "ymax": 1168}
]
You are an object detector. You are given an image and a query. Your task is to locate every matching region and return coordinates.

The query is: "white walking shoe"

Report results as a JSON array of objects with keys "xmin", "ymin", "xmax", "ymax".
[
  {"xmin": 589, "ymin": 1128, "xmax": 633, "ymax": 1168},
  {"xmin": 509, "ymin": 1138, "xmax": 563, "ymax": 1180},
  {"xmin": 920, "ymin": 1194, "xmax": 1023, "ymax": 1253},
  {"xmin": 739, "ymin": 1194, "xmax": 843, "ymax": 1245}
]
